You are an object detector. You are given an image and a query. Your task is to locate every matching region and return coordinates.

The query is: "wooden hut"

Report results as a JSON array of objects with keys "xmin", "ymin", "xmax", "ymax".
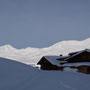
[
  {"xmin": 66, "ymin": 49, "xmax": 90, "ymax": 63},
  {"xmin": 37, "ymin": 56, "xmax": 64, "ymax": 70}
]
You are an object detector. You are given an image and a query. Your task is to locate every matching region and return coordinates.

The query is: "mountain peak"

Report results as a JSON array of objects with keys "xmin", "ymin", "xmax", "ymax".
[
  {"xmin": 0, "ymin": 44, "xmax": 17, "ymax": 51},
  {"xmin": 83, "ymin": 38, "xmax": 90, "ymax": 42}
]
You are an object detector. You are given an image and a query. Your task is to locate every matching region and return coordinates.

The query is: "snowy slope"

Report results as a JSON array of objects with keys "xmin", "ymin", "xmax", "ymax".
[
  {"xmin": 0, "ymin": 57, "xmax": 90, "ymax": 90},
  {"xmin": 0, "ymin": 38, "xmax": 90, "ymax": 64}
]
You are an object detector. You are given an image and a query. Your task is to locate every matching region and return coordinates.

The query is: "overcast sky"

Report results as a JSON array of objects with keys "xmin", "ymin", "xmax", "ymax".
[{"xmin": 0, "ymin": 0, "xmax": 90, "ymax": 48}]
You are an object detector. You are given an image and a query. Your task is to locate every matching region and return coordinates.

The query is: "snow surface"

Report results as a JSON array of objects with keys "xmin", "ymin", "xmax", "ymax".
[
  {"xmin": 61, "ymin": 62, "xmax": 90, "ymax": 66},
  {"xmin": 64, "ymin": 67, "xmax": 78, "ymax": 72},
  {"xmin": 0, "ymin": 57, "xmax": 90, "ymax": 90},
  {"xmin": 0, "ymin": 38, "xmax": 90, "ymax": 65}
]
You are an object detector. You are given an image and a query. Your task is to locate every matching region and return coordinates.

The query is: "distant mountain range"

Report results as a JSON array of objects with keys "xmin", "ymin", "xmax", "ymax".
[{"xmin": 0, "ymin": 38, "xmax": 90, "ymax": 64}]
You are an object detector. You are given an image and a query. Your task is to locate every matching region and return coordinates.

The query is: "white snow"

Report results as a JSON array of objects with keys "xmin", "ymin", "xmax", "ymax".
[
  {"xmin": 0, "ymin": 57, "xmax": 90, "ymax": 90},
  {"xmin": 64, "ymin": 67, "xmax": 78, "ymax": 72},
  {"xmin": 0, "ymin": 38, "xmax": 90, "ymax": 65},
  {"xmin": 61, "ymin": 62, "xmax": 90, "ymax": 66}
]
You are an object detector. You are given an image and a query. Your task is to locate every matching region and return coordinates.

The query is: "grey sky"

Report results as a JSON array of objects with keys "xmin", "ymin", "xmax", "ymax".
[{"xmin": 0, "ymin": 0, "xmax": 90, "ymax": 48}]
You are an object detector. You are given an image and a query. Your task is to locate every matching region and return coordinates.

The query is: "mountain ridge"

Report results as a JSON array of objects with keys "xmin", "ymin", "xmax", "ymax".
[{"xmin": 0, "ymin": 38, "xmax": 90, "ymax": 64}]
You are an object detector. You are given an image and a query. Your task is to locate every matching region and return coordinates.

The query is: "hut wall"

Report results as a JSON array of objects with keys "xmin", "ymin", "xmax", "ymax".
[
  {"xmin": 68, "ymin": 51, "xmax": 90, "ymax": 63},
  {"xmin": 41, "ymin": 64, "xmax": 63, "ymax": 70},
  {"xmin": 77, "ymin": 66, "xmax": 90, "ymax": 74}
]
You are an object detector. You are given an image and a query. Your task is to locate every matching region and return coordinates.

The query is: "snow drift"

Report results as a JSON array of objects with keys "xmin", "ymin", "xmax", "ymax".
[
  {"xmin": 0, "ymin": 57, "xmax": 90, "ymax": 90},
  {"xmin": 0, "ymin": 38, "xmax": 90, "ymax": 64}
]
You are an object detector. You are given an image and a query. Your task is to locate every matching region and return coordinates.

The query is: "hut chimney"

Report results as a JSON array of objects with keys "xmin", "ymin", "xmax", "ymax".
[{"xmin": 60, "ymin": 54, "xmax": 62, "ymax": 56}]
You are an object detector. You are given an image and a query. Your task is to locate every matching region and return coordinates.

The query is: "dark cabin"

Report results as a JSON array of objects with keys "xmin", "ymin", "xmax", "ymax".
[
  {"xmin": 64, "ymin": 49, "xmax": 90, "ymax": 74},
  {"xmin": 66, "ymin": 49, "xmax": 90, "ymax": 63},
  {"xmin": 37, "ymin": 56, "xmax": 63, "ymax": 70}
]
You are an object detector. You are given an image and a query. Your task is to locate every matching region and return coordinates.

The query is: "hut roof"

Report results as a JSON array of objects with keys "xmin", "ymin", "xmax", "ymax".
[
  {"xmin": 43, "ymin": 56, "xmax": 67, "ymax": 66},
  {"xmin": 65, "ymin": 49, "xmax": 90, "ymax": 61},
  {"xmin": 60, "ymin": 62, "xmax": 90, "ymax": 66}
]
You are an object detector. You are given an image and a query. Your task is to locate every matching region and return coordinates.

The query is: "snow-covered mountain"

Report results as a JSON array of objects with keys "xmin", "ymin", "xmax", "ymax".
[{"xmin": 0, "ymin": 38, "xmax": 90, "ymax": 64}]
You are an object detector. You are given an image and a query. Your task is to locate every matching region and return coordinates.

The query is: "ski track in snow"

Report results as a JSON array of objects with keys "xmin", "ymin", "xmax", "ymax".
[{"xmin": 59, "ymin": 82, "xmax": 77, "ymax": 90}]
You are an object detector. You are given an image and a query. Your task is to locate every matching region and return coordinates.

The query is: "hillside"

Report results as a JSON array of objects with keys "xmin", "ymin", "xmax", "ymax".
[{"xmin": 0, "ymin": 57, "xmax": 90, "ymax": 90}]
